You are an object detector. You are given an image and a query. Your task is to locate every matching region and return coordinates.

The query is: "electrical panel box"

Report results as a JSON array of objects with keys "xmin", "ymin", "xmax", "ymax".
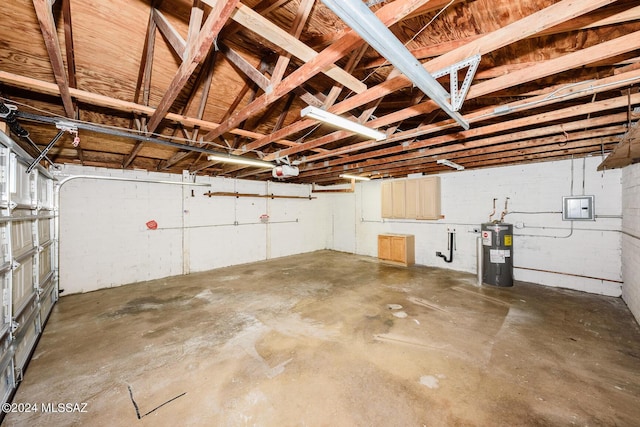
[{"xmin": 562, "ymin": 195, "xmax": 595, "ymax": 221}]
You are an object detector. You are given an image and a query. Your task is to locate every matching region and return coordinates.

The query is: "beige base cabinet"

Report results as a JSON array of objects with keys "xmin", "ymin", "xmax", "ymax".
[
  {"xmin": 381, "ymin": 177, "xmax": 441, "ymax": 220},
  {"xmin": 378, "ymin": 234, "xmax": 415, "ymax": 266}
]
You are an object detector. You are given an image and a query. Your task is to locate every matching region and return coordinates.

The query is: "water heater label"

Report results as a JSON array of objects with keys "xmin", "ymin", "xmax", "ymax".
[
  {"xmin": 490, "ymin": 249, "xmax": 509, "ymax": 263},
  {"xmin": 482, "ymin": 230, "xmax": 492, "ymax": 246},
  {"xmin": 504, "ymin": 235, "xmax": 512, "ymax": 246}
]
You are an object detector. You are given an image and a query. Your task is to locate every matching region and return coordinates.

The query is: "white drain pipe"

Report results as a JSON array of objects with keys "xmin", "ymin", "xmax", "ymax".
[{"xmin": 476, "ymin": 236, "xmax": 483, "ymax": 286}]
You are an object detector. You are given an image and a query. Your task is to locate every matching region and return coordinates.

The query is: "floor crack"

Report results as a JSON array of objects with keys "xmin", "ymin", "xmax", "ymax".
[{"xmin": 128, "ymin": 385, "xmax": 186, "ymax": 419}]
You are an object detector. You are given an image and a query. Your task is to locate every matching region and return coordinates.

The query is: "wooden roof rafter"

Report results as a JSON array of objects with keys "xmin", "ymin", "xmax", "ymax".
[
  {"xmin": 269, "ymin": 29, "xmax": 640, "ymax": 161},
  {"xmin": 247, "ymin": 0, "xmax": 620, "ymax": 161},
  {"xmin": 145, "ymin": 0, "xmax": 239, "ymax": 134},
  {"xmin": 205, "ymin": 0, "xmax": 438, "ymax": 145},
  {"xmin": 361, "ymin": 3, "xmax": 640, "ymax": 70},
  {"xmin": 302, "ymin": 97, "xmax": 640, "ymax": 175},
  {"xmin": 2, "ymin": 0, "xmax": 639, "ymax": 182},
  {"xmin": 32, "ymin": 0, "xmax": 75, "ymax": 117},
  {"xmin": 123, "ymin": 0, "xmax": 238, "ymax": 167},
  {"xmin": 60, "ymin": 0, "xmax": 77, "ymax": 111},
  {"xmin": 270, "ymin": 0, "xmax": 315, "ymax": 87},
  {"xmin": 59, "ymin": 0, "xmax": 85, "ymax": 164},
  {"xmin": 156, "ymin": 50, "xmax": 218, "ymax": 171},
  {"xmin": 126, "ymin": 0, "xmax": 161, "ymax": 167}
]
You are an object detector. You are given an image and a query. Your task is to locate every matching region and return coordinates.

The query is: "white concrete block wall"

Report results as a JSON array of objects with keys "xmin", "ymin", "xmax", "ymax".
[
  {"xmin": 59, "ymin": 170, "xmax": 185, "ymax": 293},
  {"xmin": 324, "ymin": 190, "xmax": 358, "ymax": 253},
  {"xmin": 622, "ymin": 162, "xmax": 640, "ymax": 323},
  {"xmin": 328, "ymin": 157, "xmax": 623, "ymax": 296},
  {"xmin": 59, "ymin": 166, "xmax": 328, "ymax": 294},
  {"xmin": 59, "ymin": 157, "xmax": 624, "ymax": 298}
]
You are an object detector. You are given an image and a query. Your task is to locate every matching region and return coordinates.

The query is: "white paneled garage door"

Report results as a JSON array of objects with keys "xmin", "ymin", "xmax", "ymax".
[{"xmin": 0, "ymin": 131, "xmax": 57, "ymax": 407}]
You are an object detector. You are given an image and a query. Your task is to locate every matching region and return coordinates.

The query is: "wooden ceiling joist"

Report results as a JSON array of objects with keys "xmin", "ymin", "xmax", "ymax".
[
  {"xmin": 208, "ymin": 0, "xmax": 438, "ymax": 145},
  {"xmin": 269, "ymin": 43, "xmax": 640, "ymax": 163},
  {"xmin": 303, "ymin": 127, "xmax": 625, "ymax": 183},
  {"xmin": 302, "ymin": 107, "xmax": 636, "ymax": 174},
  {"xmin": 0, "ymin": 71, "xmax": 279, "ymax": 142},
  {"xmin": 3, "ymin": 1, "xmax": 639, "ymax": 181},
  {"xmin": 235, "ymin": 0, "xmax": 621, "ymax": 158},
  {"xmin": 300, "ymin": 67, "xmax": 640, "ymax": 164},
  {"xmin": 304, "ymin": 138, "xmax": 620, "ymax": 183}
]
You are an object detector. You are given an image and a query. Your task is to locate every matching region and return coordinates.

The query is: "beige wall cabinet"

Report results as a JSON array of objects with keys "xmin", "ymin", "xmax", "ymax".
[
  {"xmin": 405, "ymin": 179, "xmax": 419, "ymax": 219},
  {"xmin": 391, "ymin": 180, "xmax": 406, "ymax": 218},
  {"xmin": 378, "ymin": 234, "xmax": 415, "ymax": 266},
  {"xmin": 417, "ymin": 177, "xmax": 441, "ymax": 220},
  {"xmin": 381, "ymin": 177, "xmax": 441, "ymax": 220},
  {"xmin": 381, "ymin": 181, "xmax": 393, "ymax": 218}
]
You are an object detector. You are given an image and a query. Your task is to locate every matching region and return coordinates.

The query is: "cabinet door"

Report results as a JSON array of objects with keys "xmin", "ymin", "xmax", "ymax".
[
  {"xmin": 391, "ymin": 180, "xmax": 406, "ymax": 218},
  {"xmin": 390, "ymin": 236, "xmax": 406, "ymax": 263},
  {"xmin": 405, "ymin": 179, "xmax": 419, "ymax": 219},
  {"xmin": 381, "ymin": 181, "xmax": 393, "ymax": 218},
  {"xmin": 378, "ymin": 235, "xmax": 391, "ymax": 260},
  {"xmin": 417, "ymin": 176, "xmax": 441, "ymax": 220}
]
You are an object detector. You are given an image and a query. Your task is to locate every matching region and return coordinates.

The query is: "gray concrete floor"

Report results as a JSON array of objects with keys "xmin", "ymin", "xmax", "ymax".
[{"xmin": 4, "ymin": 250, "xmax": 640, "ymax": 426}]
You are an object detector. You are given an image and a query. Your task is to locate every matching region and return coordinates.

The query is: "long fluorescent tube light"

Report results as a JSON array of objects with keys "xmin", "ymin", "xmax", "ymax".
[
  {"xmin": 207, "ymin": 154, "xmax": 274, "ymax": 168},
  {"xmin": 321, "ymin": 0, "xmax": 470, "ymax": 130},
  {"xmin": 437, "ymin": 159, "xmax": 465, "ymax": 171},
  {"xmin": 340, "ymin": 173, "xmax": 371, "ymax": 181},
  {"xmin": 301, "ymin": 106, "xmax": 386, "ymax": 141}
]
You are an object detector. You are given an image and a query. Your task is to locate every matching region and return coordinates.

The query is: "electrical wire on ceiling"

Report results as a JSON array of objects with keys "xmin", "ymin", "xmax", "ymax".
[
  {"xmin": 295, "ymin": 122, "xmax": 323, "ymax": 143},
  {"xmin": 461, "ymin": 77, "xmax": 640, "ymax": 124}
]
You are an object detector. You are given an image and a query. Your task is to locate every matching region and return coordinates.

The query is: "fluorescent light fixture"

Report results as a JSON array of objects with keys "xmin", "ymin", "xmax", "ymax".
[
  {"xmin": 207, "ymin": 154, "xmax": 274, "ymax": 168},
  {"xmin": 340, "ymin": 173, "xmax": 371, "ymax": 181},
  {"xmin": 437, "ymin": 159, "xmax": 464, "ymax": 171},
  {"xmin": 321, "ymin": 0, "xmax": 470, "ymax": 130},
  {"xmin": 301, "ymin": 106, "xmax": 386, "ymax": 141}
]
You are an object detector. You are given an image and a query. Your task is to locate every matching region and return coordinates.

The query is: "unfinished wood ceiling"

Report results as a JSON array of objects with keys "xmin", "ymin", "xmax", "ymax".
[{"xmin": 1, "ymin": 0, "xmax": 639, "ymax": 184}]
